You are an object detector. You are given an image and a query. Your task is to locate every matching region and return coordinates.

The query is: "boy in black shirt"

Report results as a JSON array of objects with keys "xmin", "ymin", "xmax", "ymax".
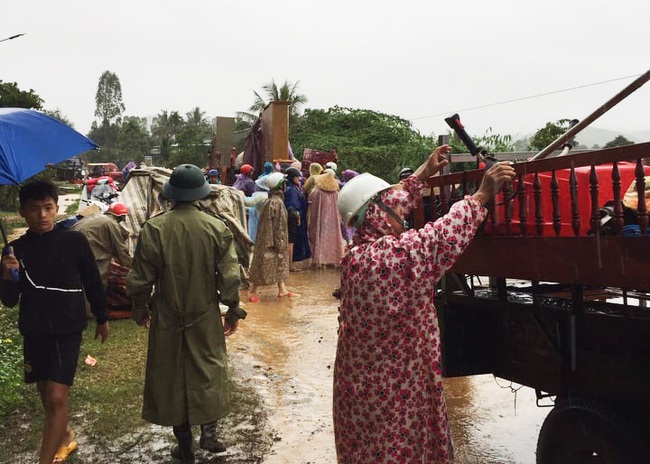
[{"xmin": 0, "ymin": 181, "xmax": 109, "ymax": 464}]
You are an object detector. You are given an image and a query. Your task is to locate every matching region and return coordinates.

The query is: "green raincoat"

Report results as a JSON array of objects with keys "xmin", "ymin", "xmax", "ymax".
[{"xmin": 126, "ymin": 203, "xmax": 241, "ymax": 426}]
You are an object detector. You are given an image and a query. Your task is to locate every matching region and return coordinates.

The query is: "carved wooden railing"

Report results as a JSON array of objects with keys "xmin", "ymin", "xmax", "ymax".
[{"xmin": 419, "ymin": 142, "xmax": 650, "ymax": 290}]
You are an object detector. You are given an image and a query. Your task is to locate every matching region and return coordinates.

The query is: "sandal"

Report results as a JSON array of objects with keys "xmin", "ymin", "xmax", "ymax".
[
  {"xmin": 53, "ymin": 440, "xmax": 78, "ymax": 463},
  {"xmin": 277, "ymin": 291, "xmax": 299, "ymax": 298},
  {"xmin": 248, "ymin": 295, "xmax": 260, "ymax": 303}
]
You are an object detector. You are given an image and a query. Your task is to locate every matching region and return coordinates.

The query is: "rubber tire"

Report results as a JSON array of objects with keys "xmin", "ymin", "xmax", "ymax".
[{"xmin": 536, "ymin": 398, "xmax": 647, "ymax": 464}]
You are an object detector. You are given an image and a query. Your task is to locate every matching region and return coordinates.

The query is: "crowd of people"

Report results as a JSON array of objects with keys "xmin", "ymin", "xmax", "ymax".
[
  {"xmin": 0, "ymin": 147, "xmax": 516, "ymax": 464},
  {"xmin": 228, "ymin": 159, "xmax": 362, "ymax": 303}
]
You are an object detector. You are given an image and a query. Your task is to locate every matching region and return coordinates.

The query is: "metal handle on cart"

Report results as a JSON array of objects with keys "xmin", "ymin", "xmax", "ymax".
[
  {"xmin": 445, "ymin": 113, "xmax": 483, "ymax": 157},
  {"xmin": 445, "ymin": 113, "xmax": 498, "ymax": 168}
]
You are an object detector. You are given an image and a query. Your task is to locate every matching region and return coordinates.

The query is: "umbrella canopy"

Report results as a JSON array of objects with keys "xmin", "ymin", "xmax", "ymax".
[{"xmin": 0, "ymin": 107, "xmax": 98, "ymax": 185}]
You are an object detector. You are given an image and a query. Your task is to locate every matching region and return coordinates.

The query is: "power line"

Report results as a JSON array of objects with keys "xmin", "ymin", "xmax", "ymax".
[
  {"xmin": 0, "ymin": 33, "xmax": 26, "ymax": 43},
  {"xmin": 410, "ymin": 74, "xmax": 642, "ymax": 121}
]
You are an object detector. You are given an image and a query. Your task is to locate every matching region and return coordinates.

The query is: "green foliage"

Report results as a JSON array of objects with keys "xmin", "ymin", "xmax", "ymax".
[
  {"xmin": 151, "ymin": 110, "xmax": 184, "ymax": 164},
  {"xmin": 529, "ymin": 119, "xmax": 573, "ymax": 151},
  {"xmin": 94, "ymin": 71, "xmax": 125, "ymax": 125},
  {"xmin": 239, "ymin": 79, "xmax": 308, "ymax": 133},
  {"xmin": 291, "ymin": 106, "xmax": 436, "ymax": 182},
  {"xmin": 42, "ymin": 109, "xmax": 73, "ymax": 127},
  {"xmin": 0, "ymin": 306, "xmax": 26, "ymax": 416},
  {"xmin": 604, "ymin": 135, "xmax": 634, "ymax": 148},
  {"xmin": 117, "ymin": 116, "xmax": 151, "ymax": 165},
  {"xmin": 166, "ymin": 107, "xmax": 212, "ymax": 168},
  {"xmin": 87, "ymin": 121, "xmax": 120, "ymax": 163},
  {"xmin": 0, "ymin": 81, "xmax": 43, "ymax": 109},
  {"xmin": 249, "ymin": 79, "xmax": 308, "ymax": 118},
  {"xmin": 0, "ymin": 186, "xmax": 20, "ymax": 212}
]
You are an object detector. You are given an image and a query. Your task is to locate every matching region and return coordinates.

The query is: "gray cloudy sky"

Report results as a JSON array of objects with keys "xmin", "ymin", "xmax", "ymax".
[{"xmin": 2, "ymin": 0, "xmax": 649, "ymax": 141}]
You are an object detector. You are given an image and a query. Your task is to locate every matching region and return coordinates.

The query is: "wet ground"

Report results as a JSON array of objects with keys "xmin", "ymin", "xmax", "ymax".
[
  {"xmin": 232, "ymin": 267, "xmax": 550, "ymax": 464},
  {"xmin": 6, "ymin": 264, "xmax": 550, "ymax": 463}
]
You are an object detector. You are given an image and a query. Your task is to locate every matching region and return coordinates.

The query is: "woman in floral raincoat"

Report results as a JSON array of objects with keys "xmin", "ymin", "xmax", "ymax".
[{"xmin": 333, "ymin": 147, "xmax": 515, "ymax": 464}]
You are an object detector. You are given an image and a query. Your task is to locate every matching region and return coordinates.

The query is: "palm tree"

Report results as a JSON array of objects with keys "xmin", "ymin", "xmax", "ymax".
[
  {"xmin": 249, "ymin": 79, "xmax": 307, "ymax": 118},
  {"xmin": 151, "ymin": 110, "xmax": 184, "ymax": 162},
  {"xmin": 236, "ymin": 79, "xmax": 308, "ymax": 132}
]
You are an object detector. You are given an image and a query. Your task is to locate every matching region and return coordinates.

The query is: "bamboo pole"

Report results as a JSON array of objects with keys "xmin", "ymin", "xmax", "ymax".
[{"xmin": 529, "ymin": 70, "xmax": 650, "ymax": 161}]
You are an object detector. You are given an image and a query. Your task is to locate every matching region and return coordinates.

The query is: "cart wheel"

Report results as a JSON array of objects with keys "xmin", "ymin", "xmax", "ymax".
[{"xmin": 536, "ymin": 398, "xmax": 647, "ymax": 464}]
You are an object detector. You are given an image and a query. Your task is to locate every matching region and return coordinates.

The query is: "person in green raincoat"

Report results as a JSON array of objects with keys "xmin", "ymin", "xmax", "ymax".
[{"xmin": 126, "ymin": 164, "xmax": 246, "ymax": 464}]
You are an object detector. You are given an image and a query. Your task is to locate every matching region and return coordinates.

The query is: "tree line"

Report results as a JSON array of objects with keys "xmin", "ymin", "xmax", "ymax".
[{"xmin": 1, "ymin": 74, "xmax": 637, "ymax": 184}]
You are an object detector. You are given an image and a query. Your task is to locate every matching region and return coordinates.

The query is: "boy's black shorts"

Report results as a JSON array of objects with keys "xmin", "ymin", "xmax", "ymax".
[{"xmin": 23, "ymin": 333, "xmax": 82, "ymax": 386}]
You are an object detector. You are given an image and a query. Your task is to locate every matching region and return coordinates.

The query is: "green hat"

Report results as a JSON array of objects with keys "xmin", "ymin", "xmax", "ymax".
[{"xmin": 162, "ymin": 164, "xmax": 211, "ymax": 201}]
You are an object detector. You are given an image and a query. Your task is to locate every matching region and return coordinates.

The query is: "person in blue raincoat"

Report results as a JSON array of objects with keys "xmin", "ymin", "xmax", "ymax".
[{"xmin": 284, "ymin": 167, "xmax": 311, "ymax": 270}]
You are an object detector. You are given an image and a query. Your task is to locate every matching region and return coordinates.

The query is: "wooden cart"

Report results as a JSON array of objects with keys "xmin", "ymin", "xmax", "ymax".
[{"xmin": 420, "ymin": 142, "xmax": 650, "ymax": 463}]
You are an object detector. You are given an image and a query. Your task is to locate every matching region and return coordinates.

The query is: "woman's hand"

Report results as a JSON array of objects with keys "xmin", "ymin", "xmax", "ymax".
[
  {"xmin": 415, "ymin": 145, "xmax": 451, "ymax": 181},
  {"xmin": 473, "ymin": 162, "xmax": 517, "ymax": 206}
]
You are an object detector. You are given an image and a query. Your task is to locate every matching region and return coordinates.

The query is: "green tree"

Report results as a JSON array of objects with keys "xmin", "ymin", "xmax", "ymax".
[
  {"xmin": 237, "ymin": 79, "xmax": 308, "ymax": 132},
  {"xmin": 87, "ymin": 121, "xmax": 119, "ymax": 162},
  {"xmin": 94, "ymin": 71, "xmax": 125, "ymax": 126},
  {"xmin": 291, "ymin": 106, "xmax": 436, "ymax": 182},
  {"xmin": 168, "ymin": 107, "xmax": 212, "ymax": 167},
  {"xmin": 151, "ymin": 110, "xmax": 184, "ymax": 163},
  {"xmin": 117, "ymin": 116, "xmax": 151, "ymax": 164},
  {"xmin": 529, "ymin": 119, "xmax": 577, "ymax": 151},
  {"xmin": 42, "ymin": 109, "xmax": 73, "ymax": 127},
  {"xmin": 603, "ymin": 135, "xmax": 634, "ymax": 148},
  {"xmin": 0, "ymin": 81, "xmax": 43, "ymax": 109}
]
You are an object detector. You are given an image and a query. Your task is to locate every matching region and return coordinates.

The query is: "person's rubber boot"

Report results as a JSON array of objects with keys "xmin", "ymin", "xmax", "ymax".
[
  {"xmin": 199, "ymin": 422, "xmax": 227, "ymax": 453},
  {"xmin": 172, "ymin": 423, "xmax": 195, "ymax": 463}
]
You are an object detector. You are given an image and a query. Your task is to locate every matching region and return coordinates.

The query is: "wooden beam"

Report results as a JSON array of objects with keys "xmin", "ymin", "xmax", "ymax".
[{"xmin": 452, "ymin": 236, "xmax": 650, "ymax": 291}]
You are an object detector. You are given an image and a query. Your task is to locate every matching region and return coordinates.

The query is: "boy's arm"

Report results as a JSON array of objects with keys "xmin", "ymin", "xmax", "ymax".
[{"xmin": 78, "ymin": 235, "xmax": 109, "ymax": 324}]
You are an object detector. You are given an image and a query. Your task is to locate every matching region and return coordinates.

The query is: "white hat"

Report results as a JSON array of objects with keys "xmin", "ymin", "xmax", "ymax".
[
  {"xmin": 337, "ymin": 173, "xmax": 390, "ymax": 227},
  {"xmin": 325, "ymin": 161, "xmax": 338, "ymax": 172},
  {"xmin": 265, "ymin": 172, "xmax": 285, "ymax": 190},
  {"xmin": 255, "ymin": 175, "xmax": 270, "ymax": 191}
]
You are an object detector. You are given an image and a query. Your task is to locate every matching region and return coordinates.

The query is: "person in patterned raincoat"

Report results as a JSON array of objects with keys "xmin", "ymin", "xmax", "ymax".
[{"xmin": 333, "ymin": 146, "xmax": 516, "ymax": 464}]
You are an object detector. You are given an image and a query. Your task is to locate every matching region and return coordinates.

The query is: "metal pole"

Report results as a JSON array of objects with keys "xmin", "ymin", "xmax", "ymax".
[{"xmin": 529, "ymin": 69, "xmax": 650, "ymax": 161}]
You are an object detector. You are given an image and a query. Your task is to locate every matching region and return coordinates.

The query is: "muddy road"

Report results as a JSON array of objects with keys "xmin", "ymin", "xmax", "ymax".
[
  {"xmin": 7, "ymin": 267, "xmax": 549, "ymax": 463},
  {"xmin": 232, "ymin": 267, "xmax": 549, "ymax": 464}
]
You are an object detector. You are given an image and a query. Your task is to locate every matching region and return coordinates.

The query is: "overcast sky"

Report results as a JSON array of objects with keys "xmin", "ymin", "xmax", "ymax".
[{"xmin": 2, "ymin": 0, "xmax": 649, "ymax": 142}]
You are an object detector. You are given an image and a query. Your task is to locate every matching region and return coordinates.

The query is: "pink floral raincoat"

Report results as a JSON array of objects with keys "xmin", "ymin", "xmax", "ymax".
[{"xmin": 333, "ymin": 175, "xmax": 487, "ymax": 464}]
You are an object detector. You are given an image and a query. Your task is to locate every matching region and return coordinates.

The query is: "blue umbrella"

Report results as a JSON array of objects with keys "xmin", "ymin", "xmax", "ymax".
[{"xmin": 0, "ymin": 107, "xmax": 98, "ymax": 185}]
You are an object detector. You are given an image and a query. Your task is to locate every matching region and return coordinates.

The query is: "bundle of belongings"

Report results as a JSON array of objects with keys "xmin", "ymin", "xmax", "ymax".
[{"xmin": 590, "ymin": 176, "xmax": 650, "ymax": 236}]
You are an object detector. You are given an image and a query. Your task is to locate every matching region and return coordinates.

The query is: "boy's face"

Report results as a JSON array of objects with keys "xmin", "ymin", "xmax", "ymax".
[{"xmin": 20, "ymin": 197, "xmax": 58, "ymax": 234}]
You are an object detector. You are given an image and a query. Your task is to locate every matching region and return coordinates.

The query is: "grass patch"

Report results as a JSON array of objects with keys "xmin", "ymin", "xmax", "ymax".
[
  {"xmin": 65, "ymin": 199, "xmax": 81, "ymax": 215},
  {"xmin": 0, "ymin": 318, "xmax": 273, "ymax": 463}
]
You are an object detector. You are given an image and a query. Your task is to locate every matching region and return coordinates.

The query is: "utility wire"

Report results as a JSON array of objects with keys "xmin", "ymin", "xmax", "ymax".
[
  {"xmin": 0, "ymin": 33, "xmax": 26, "ymax": 43},
  {"xmin": 410, "ymin": 74, "xmax": 642, "ymax": 121}
]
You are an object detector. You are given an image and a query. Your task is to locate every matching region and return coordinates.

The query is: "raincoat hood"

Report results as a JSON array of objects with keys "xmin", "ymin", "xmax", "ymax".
[
  {"xmin": 342, "ymin": 169, "xmax": 359, "ymax": 183},
  {"xmin": 309, "ymin": 162, "xmax": 323, "ymax": 177},
  {"xmin": 314, "ymin": 171, "xmax": 339, "ymax": 192},
  {"xmin": 262, "ymin": 162, "xmax": 274, "ymax": 176},
  {"xmin": 352, "ymin": 176, "xmax": 421, "ymax": 245}
]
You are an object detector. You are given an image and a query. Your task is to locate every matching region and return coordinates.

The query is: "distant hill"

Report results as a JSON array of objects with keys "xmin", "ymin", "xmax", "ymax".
[{"xmin": 576, "ymin": 127, "xmax": 650, "ymax": 148}]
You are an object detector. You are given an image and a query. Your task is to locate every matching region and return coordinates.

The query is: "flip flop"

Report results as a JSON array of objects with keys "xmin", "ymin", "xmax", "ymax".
[
  {"xmin": 53, "ymin": 440, "xmax": 78, "ymax": 463},
  {"xmin": 277, "ymin": 292, "xmax": 299, "ymax": 298},
  {"xmin": 248, "ymin": 295, "xmax": 260, "ymax": 303}
]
